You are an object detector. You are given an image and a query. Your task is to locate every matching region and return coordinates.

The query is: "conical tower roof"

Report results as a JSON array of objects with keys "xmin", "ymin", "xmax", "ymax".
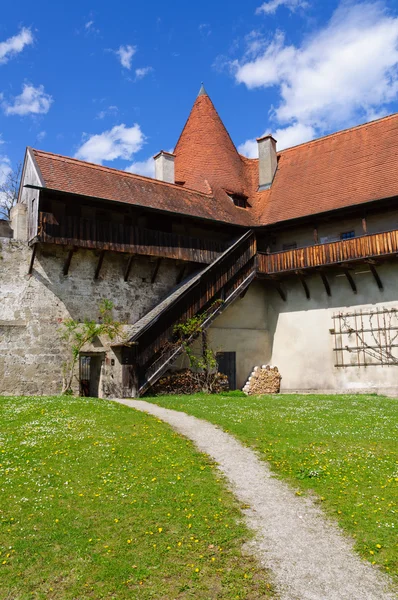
[{"xmin": 174, "ymin": 87, "xmax": 247, "ymax": 195}]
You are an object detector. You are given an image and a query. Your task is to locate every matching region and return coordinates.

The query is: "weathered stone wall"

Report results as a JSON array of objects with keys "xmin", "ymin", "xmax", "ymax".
[
  {"xmin": 0, "ymin": 239, "xmax": 181, "ymax": 397},
  {"xmin": 3, "ymin": 237, "xmax": 398, "ymax": 398}
]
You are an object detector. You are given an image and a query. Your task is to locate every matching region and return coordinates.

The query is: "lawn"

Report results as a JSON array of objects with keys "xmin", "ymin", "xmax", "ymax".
[
  {"xmin": 150, "ymin": 392, "xmax": 398, "ymax": 579},
  {"xmin": 0, "ymin": 395, "xmax": 274, "ymax": 599}
]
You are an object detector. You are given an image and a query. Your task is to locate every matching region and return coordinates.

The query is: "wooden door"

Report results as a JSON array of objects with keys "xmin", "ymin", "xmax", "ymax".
[{"xmin": 216, "ymin": 352, "xmax": 237, "ymax": 390}]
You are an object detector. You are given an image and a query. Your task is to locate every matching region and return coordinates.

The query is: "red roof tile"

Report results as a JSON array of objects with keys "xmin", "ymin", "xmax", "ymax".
[
  {"xmin": 174, "ymin": 92, "xmax": 248, "ymax": 197},
  {"xmin": 31, "ymin": 149, "xmax": 254, "ymax": 227},
  {"xmin": 29, "ymin": 94, "xmax": 398, "ymax": 230},
  {"xmin": 247, "ymin": 113, "xmax": 398, "ymax": 225}
]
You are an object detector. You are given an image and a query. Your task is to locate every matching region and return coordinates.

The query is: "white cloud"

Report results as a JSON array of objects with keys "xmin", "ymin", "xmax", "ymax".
[
  {"xmin": 96, "ymin": 105, "xmax": 118, "ymax": 120},
  {"xmin": 85, "ymin": 20, "xmax": 94, "ymax": 29},
  {"xmin": 116, "ymin": 45, "xmax": 136, "ymax": 69},
  {"xmin": 0, "ymin": 27, "xmax": 33, "ymax": 64},
  {"xmin": 237, "ymin": 138, "xmax": 258, "ymax": 158},
  {"xmin": 36, "ymin": 130, "xmax": 46, "ymax": 142},
  {"xmin": 125, "ymin": 156, "xmax": 155, "ymax": 178},
  {"xmin": 135, "ymin": 66, "xmax": 153, "ymax": 80},
  {"xmin": 238, "ymin": 122, "xmax": 315, "ymax": 156},
  {"xmin": 75, "ymin": 123, "xmax": 145, "ymax": 164},
  {"xmin": 199, "ymin": 23, "xmax": 212, "ymax": 36},
  {"xmin": 234, "ymin": 2, "xmax": 398, "ymax": 148},
  {"xmin": 2, "ymin": 83, "xmax": 53, "ymax": 116},
  {"xmin": 256, "ymin": 0, "xmax": 308, "ymax": 15}
]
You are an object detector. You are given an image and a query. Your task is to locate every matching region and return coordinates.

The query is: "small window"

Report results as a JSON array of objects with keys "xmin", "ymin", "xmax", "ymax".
[
  {"xmin": 282, "ymin": 242, "xmax": 297, "ymax": 250},
  {"xmin": 340, "ymin": 230, "xmax": 355, "ymax": 240},
  {"xmin": 228, "ymin": 193, "xmax": 247, "ymax": 208}
]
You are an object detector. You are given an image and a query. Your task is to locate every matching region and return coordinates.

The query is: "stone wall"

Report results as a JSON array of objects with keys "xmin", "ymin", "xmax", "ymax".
[{"xmin": 0, "ymin": 239, "xmax": 181, "ymax": 397}]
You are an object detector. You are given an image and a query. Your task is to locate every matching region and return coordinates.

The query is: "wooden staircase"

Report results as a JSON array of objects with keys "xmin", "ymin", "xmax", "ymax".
[{"xmin": 123, "ymin": 230, "xmax": 257, "ymax": 397}]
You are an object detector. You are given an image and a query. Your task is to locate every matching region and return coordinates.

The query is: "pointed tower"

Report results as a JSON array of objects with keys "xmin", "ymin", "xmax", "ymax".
[{"xmin": 174, "ymin": 86, "xmax": 247, "ymax": 196}]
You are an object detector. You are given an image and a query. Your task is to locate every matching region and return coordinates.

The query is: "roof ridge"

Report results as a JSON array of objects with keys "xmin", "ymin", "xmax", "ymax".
[
  {"xmin": 237, "ymin": 112, "xmax": 398, "ymax": 162},
  {"xmin": 277, "ymin": 112, "xmax": 398, "ymax": 155},
  {"xmin": 30, "ymin": 148, "xmax": 214, "ymax": 199}
]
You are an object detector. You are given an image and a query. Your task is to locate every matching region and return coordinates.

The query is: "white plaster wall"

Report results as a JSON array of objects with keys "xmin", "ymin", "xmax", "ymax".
[
  {"xmin": 268, "ymin": 261, "xmax": 398, "ymax": 394},
  {"xmin": 173, "ymin": 282, "xmax": 271, "ymax": 389}
]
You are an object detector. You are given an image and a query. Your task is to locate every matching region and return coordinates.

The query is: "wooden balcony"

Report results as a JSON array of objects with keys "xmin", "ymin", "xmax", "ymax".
[
  {"xmin": 257, "ymin": 229, "xmax": 398, "ymax": 275},
  {"xmin": 37, "ymin": 212, "xmax": 226, "ymax": 264}
]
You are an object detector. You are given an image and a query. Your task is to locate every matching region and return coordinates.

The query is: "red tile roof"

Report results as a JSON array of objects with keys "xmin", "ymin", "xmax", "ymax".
[
  {"xmin": 250, "ymin": 113, "xmax": 398, "ymax": 225},
  {"xmin": 31, "ymin": 149, "xmax": 253, "ymax": 227},
  {"xmin": 174, "ymin": 92, "xmax": 248, "ymax": 197},
  {"xmin": 29, "ymin": 93, "xmax": 398, "ymax": 230}
]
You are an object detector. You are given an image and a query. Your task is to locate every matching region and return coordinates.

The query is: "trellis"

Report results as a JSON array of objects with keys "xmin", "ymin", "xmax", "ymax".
[{"xmin": 331, "ymin": 308, "xmax": 398, "ymax": 367}]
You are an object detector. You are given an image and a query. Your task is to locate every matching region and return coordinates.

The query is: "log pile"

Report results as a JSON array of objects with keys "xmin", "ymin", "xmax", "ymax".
[
  {"xmin": 152, "ymin": 369, "xmax": 229, "ymax": 395},
  {"xmin": 243, "ymin": 365, "xmax": 281, "ymax": 395}
]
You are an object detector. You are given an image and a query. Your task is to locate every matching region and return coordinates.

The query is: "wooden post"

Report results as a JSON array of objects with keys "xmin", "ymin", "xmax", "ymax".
[
  {"xmin": 28, "ymin": 244, "xmax": 37, "ymax": 275},
  {"xmin": 320, "ymin": 271, "xmax": 331, "ymax": 296},
  {"xmin": 124, "ymin": 255, "xmax": 134, "ymax": 282},
  {"xmin": 343, "ymin": 268, "xmax": 357, "ymax": 294},
  {"xmin": 62, "ymin": 249, "xmax": 74, "ymax": 276},
  {"xmin": 297, "ymin": 273, "xmax": 310, "ymax": 299},
  {"xmin": 368, "ymin": 263, "xmax": 383, "ymax": 291},
  {"xmin": 151, "ymin": 258, "xmax": 162, "ymax": 284},
  {"xmin": 94, "ymin": 251, "xmax": 105, "ymax": 280}
]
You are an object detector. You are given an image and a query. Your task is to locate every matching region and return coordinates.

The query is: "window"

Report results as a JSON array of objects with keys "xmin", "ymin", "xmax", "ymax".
[
  {"xmin": 282, "ymin": 242, "xmax": 297, "ymax": 250},
  {"xmin": 340, "ymin": 230, "xmax": 355, "ymax": 240},
  {"xmin": 228, "ymin": 193, "xmax": 247, "ymax": 208}
]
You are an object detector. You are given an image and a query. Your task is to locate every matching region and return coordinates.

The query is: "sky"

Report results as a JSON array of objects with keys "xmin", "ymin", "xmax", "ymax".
[{"xmin": 1, "ymin": 0, "xmax": 398, "ymax": 186}]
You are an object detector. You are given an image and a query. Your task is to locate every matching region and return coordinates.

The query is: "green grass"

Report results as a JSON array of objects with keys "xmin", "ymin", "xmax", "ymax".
[
  {"xmin": 149, "ymin": 393, "xmax": 398, "ymax": 578},
  {"xmin": 0, "ymin": 396, "xmax": 275, "ymax": 599}
]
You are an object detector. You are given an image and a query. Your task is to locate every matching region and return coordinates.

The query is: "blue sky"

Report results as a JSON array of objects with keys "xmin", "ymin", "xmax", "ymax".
[{"xmin": 1, "ymin": 0, "xmax": 398, "ymax": 182}]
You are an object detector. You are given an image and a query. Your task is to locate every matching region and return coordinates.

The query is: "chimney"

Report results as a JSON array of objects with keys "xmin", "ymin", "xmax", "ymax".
[
  {"xmin": 153, "ymin": 150, "xmax": 175, "ymax": 184},
  {"xmin": 257, "ymin": 135, "xmax": 277, "ymax": 190}
]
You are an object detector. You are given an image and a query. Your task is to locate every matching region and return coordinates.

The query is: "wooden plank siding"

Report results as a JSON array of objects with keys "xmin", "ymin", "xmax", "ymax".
[
  {"xmin": 134, "ymin": 231, "xmax": 257, "ymax": 374},
  {"xmin": 257, "ymin": 229, "xmax": 398, "ymax": 275},
  {"xmin": 37, "ymin": 211, "xmax": 226, "ymax": 264}
]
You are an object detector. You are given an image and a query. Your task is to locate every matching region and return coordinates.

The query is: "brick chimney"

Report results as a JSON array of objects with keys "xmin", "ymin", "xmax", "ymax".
[
  {"xmin": 257, "ymin": 135, "xmax": 277, "ymax": 190},
  {"xmin": 153, "ymin": 151, "xmax": 175, "ymax": 184}
]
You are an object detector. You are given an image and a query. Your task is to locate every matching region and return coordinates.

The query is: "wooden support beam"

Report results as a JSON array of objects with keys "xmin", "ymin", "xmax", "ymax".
[
  {"xmin": 313, "ymin": 226, "xmax": 319, "ymax": 244},
  {"xmin": 124, "ymin": 255, "xmax": 134, "ymax": 282},
  {"xmin": 298, "ymin": 274, "xmax": 310, "ymax": 299},
  {"xmin": 362, "ymin": 215, "xmax": 367, "ymax": 234},
  {"xmin": 176, "ymin": 264, "xmax": 186, "ymax": 285},
  {"xmin": 240, "ymin": 286, "xmax": 249, "ymax": 300},
  {"xmin": 369, "ymin": 263, "xmax": 383, "ymax": 291},
  {"xmin": 28, "ymin": 244, "xmax": 37, "ymax": 275},
  {"xmin": 151, "ymin": 258, "xmax": 162, "ymax": 284},
  {"xmin": 343, "ymin": 268, "xmax": 357, "ymax": 294},
  {"xmin": 62, "ymin": 249, "xmax": 74, "ymax": 276},
  {"xmin": 320, "ymin": 272, "xmax": 331, "ymax": 296},
  {"xmin": 274, "ymin": 281, "xmax": 286, "ymax": 302},
  {"xmin": 94, "ymin": 251, "xmax": 105, "ymax": 280}
]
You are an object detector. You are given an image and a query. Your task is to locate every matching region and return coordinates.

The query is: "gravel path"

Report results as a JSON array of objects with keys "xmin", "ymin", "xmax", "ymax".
[{"xmin": 114, "ymin": 399, "xmax": 397, "ymax": 600}]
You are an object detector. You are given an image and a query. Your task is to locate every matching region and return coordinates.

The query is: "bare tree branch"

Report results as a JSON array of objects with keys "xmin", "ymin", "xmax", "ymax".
[{"xmin": 0, "ymin": 162, "xmax": 22, "ymax": 221}]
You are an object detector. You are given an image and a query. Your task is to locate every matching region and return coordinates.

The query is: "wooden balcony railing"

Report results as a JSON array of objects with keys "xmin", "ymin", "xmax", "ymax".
[
  {"xmin": 257, "ymin": 229, "xmax": 398, "ymax": 275},
  {"xmin": 37, "ymin": 211, "xmax": 227, "ymax": 264},
  {"xmin": 130, "ymin": 230, "xmax": 257, "ymax": 395}
]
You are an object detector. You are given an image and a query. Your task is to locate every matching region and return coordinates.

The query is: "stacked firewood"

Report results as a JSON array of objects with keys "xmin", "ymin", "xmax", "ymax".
[
  {"xmin": 152, "ymin": 369, "xmax": 229, "ymax": 395},
  {"xmin": 243, "ymin": 365, "xmax": 281, "ymax": 395}
]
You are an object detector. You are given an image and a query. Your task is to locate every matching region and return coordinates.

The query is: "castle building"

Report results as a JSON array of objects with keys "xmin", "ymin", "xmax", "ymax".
[{"xmin": 1, "ymin": 86, "xmax": 398, "ymax": 397}]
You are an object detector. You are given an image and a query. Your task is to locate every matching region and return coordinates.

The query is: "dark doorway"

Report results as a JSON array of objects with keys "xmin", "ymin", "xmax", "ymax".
[
  {"xmin": 216, "ymin": 352, "xmax": 237, "ymax": 390},
  {"xmin": 79, "ymin": 354, "xmax": 102, "ymax": 397}
]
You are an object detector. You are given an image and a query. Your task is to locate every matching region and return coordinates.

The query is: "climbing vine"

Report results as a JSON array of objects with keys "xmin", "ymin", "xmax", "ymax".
[{"xmin": 59, "ymin": 299, "xmax": 124, "ymax": 395}]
